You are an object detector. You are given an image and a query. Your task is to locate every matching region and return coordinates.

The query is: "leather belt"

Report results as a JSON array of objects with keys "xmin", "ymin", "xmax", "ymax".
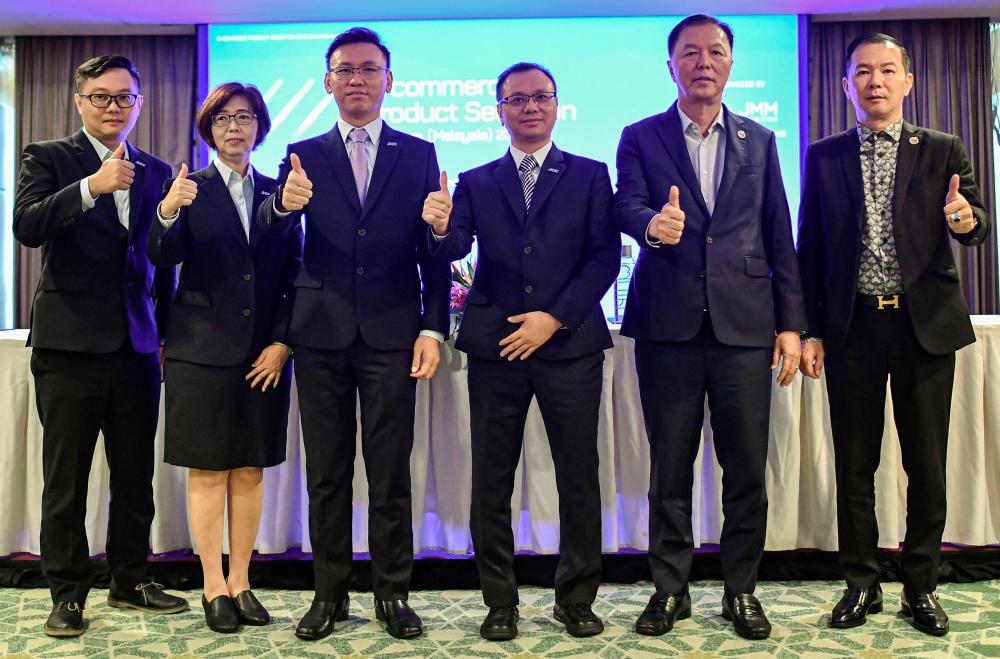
[{"xmin": 856, "ymin": 293, "xmax": 905, "ymax": 310}]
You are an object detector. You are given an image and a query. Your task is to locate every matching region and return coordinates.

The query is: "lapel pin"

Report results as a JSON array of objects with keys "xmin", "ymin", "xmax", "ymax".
[
  {"xmin": 135, "ymin": 160, "xmax": 146, "ymax": 168},
  {"xmin": 737, "ymin": 129, "xmax": 746, "ymax": 139},
  {"xmin": 547, "ymin": 168, "xmax": 559, "ymax": 173},
  {"xmin": 908, "ymin": 136, "xmax": 919, "ymax": 145},
  {"xmin": 386, "ymin": 141, "xmax": 397, "ymax": 147}
]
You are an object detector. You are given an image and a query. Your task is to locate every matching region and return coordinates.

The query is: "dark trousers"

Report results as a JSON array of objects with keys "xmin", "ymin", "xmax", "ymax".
[
  {"xmin": 294, "ymin": 338, "xmax": 417, "ymax": 601},
  {"xmin": 30, "ymin": 345, "xmax": 160, "ymax": 605},
  {"xmin": 635, "ymin": 317, "xmax": 772, "ymax": 597},
  {"xmin": 824, "ymin": 303, "xmax": 954, "ymax": 593},
  {"xmin": 468, "ymin": 352, "xmax": 604, "ymax": 608}
]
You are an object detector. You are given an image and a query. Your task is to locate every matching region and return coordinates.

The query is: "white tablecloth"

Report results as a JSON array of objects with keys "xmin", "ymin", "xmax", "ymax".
[{"xmin": 2, "ymin": 319, "xmax": 998, "ymax": 557}]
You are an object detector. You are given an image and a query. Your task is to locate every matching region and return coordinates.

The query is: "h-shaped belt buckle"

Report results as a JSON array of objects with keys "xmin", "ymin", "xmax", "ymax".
[{"xmin": 876, "ymin": 294, "xmax": 900, "ymax": 310}]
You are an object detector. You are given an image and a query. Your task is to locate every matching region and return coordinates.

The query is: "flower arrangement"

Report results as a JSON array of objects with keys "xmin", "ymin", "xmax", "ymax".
[{"xmin": 450, "ymin": 258, "xmax": 475, "ymax": 333}]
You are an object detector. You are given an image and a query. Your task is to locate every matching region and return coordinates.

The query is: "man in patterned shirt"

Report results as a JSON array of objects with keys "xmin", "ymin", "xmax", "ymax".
[{"xmin": 797, "ymin": 33, "xmax": 989, "ymax": 636}]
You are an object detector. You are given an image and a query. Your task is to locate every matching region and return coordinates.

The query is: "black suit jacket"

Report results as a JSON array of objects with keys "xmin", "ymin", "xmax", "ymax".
[
  {"xmin": 429, "ymin": 145, "xmax": 620, "ymax": 361},
  {"xmin": 614, "ymin": 103, "xmax": 806, "ymax": 347},
  {"xmin": 796, "ymin": 123, "xmax": 990, "ymax": 355},
  {"xmin": 147, "ymin": 164, "xmax": 303, "ymax": 366},
  {"xmin": 14, "ymin": 129, "xmax": 175, "ymax": 354},
  {"xmin": 258, "ymin": 122, "xmax": 450, "ymax": 351}
]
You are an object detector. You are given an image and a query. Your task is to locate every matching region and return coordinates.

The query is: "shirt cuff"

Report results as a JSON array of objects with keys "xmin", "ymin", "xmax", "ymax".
[
  {"xmin": 431, "ymin": 230, "xmax": 448, "ymax": 241},
  {"xmin": 419, "ymin": 330, "xmax": 445, "ymax": 344},
  {"xmin": 802, "ymin": 336, "xmax": 822, "ymax": 343},
  {"xmin": 645, "ymin": 215, "xmax": 662, "ymax": 247},
  {"xmin": 273, "ymin": 197, "xmax": 292, "ymax": 218},
  {"xmin": 80, "ymin": 178, "xmax": 97, "ymax": 212},
  {"xmin": 157, "ymin": 202, "xmax": 179, "ymax": 229}
]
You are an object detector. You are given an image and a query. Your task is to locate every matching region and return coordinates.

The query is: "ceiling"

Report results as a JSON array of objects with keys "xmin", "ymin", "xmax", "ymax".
[{"xmin": 1, "ymin": 0, "xmax": 997, "ymax": 35}]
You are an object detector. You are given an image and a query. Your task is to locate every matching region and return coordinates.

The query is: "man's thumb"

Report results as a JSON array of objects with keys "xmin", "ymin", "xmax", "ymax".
[
  {"xmin": 668, "ymin": 185, "xmax": 681, "ymax": 210},
  {"xmin": 112, "ymin": 142, "xmax": 126, "ymax": 159},
  {"xmin": 178, "ymin": 163, "xmax": 188, "ymax": 179},
  {"xmin": 946, "ymin": 174, "xmax": 961, "ymax": 201},
  {"xmin": 439, "ymin": 170, "xmax": 449, "ymax": 193},
  {"xmin": 290, "ymin": 153, "xmax": 305, "ymax": 175}
]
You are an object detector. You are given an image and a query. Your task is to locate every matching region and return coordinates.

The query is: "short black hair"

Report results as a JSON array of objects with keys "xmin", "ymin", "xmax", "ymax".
[
  {"xmin": 76, "ymin": 55, "xmax": 140, "ymax": 92},
  {"xmin": 495, "ymin": 62, "xmax": 557, "ymax": 102},
  {"xmin": 325, "ymin": 27, "xmax": 391, "ymax": 69},
  {"xmin": 844, "ymin": 33, "xmax": 911, "ymax": 74},
  {"xmin": 667, "ymin": 14, "xmax": 735, "ymax": 58}
]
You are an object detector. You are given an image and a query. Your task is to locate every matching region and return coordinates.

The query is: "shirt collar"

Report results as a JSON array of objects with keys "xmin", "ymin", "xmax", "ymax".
[
  {"xmin": 509, "ymin": 141, "xmax": 553, "ymax": 170},
  {"xmin": 339, "ymin": 117, "xmax": 383, "ymax": 146},
  {"xmin": 214, "ymin": 157, "xmax": 254, "ymax": 186},
  {"xmin": 857, "ymin": 118, "xmax": 903, "ymax": 144},
  {"xmin": 81, "ymin": 127, "xmax": 129, "ymax": 162},
  {"xmin": 678, "ymin": 106, "xmax": 725, "ymax": 138}
]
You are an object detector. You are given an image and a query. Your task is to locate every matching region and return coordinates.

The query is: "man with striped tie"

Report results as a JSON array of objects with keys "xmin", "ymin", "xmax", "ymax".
[{"xmin": 422, "ymin": 62, "xmax": 620, "ymax": 641}]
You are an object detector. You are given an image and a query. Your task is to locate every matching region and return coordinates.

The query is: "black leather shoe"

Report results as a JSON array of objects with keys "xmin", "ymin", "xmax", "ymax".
[
  {"xmin": 107, "ymin": 580, "xmax": 189, "ymax": 614},
  {"xmin": 722, "ymin": 593, "xmax": 772, "ymax": 640},
  {"xmin": 553, "ymin": 603, "xmax": 604, "ymax": 637},
  {"xmin": 635, "ymin": 591, "xmax": 692, "ymax": 636},
  {"xmin": 900, "ymin": 588, "xmax": 949, "ymax": 636},
  {"xmin": 830, "ymin": 585, "xmax": 883, "ymax": 628},
  {"xmin": 375, "ymin": 599, "xmax": 423, "ymax": 639},
  {"xmin": 480, "ymin": 606, "xmax": 519, "ymax": 641},
  {"xmin": 43, "ymin": 602, "xmax": 85, "ymax": 637},
  {"xmin": 233, "ymin": 590, "xmax": 270, "ymax": 626},
  {"xmin": 202, "ymin": 595, "xmax": 240, "ymax": 633},
  {"xmin": 295, "ymin": 596, "xmax": 350, "ymax": 640}
]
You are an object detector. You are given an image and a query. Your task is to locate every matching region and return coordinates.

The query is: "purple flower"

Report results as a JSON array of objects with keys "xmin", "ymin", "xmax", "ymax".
[{"xmin": 450, "ymin": 283, "xmax": 469, "ymax": 311}]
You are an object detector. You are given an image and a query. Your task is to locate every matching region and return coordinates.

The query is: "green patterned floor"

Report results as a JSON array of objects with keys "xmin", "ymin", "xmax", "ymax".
[{"xmin": 2, "ymin": 581, "xmax": 999, "ymax": 658}]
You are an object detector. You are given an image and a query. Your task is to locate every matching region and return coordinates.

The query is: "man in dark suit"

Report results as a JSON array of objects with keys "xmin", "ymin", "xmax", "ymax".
[
  {"xmin": 614, "ymin": 15, "xmax": 806, "ymax": 640},
  {"xmin": 797, "ymin": 33, "xmax": 989, "ymax": 637},
  {"xmin": 257, "ymin": 28, "xmax": 450, "ymax": 641},
  {"xmin": 13, "ymin": 55, "xmax": 187, "ymax": 637},
  {"xmin": 422, "ymin": 62, "xmax": 620, "ymax": 641}
]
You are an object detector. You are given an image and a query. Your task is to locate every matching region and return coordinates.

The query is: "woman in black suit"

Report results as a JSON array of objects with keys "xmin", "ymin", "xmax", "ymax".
[{"xmin": 148, "ymin": 82, "xmax": 302, "ymax": 633}]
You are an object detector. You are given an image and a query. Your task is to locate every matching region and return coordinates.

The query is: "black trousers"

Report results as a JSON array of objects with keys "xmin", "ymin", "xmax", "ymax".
[
  {"xmin": 30, "ymin": 344, "xmax": 160, "ymax": 605},
  {"xmin": 635, "ymin": 317, "xmax": 772, "ymax": 597},
  {"xmin": 468, "ymin": 352, "xmax": 604, "ymax": 608},
  {"xmin": 824, "ymin": 303, "xmax": 955, "ymax": 593},
  {"xmin": 294, "ymin": 338, "xmax": 417, "ymax": 601}
]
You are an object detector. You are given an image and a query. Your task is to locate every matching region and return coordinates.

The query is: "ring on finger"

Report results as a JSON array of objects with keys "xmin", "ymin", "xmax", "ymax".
[{"xmin": 950, "ymin": 211, "xmax": 961, "ymax": 223}]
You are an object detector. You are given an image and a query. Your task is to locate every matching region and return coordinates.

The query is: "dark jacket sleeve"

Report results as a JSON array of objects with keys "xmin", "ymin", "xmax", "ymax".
[
  {"xmin": 13, "ymin": 143, "xmax": 91, "ymax": 248},
  {"xmin": 256, "ymin": 147, "xmax": 302, "ymax": 234},
  {"xmin": 946, "ymin": 135, "xmax": 990, "ymax": 247},
  {"xmin": 613, "ymin": 124, "xmax": 659, "ymax": 244},
  {"xmin": 147, "ymin": 177, "xmax": 189, "ymax": 266},
  {"xmin": 796, "ymin": 143, "xmax": 824, "ymax": 339},
  {"xmin": 426, "ymin": 170, "xmax": 475, "ymax": 264}
]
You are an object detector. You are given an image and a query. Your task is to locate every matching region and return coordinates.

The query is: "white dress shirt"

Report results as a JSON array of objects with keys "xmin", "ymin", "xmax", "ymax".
[{"xmin": 79, "ymin": 127, "xmax": 130, "ymax": 230}]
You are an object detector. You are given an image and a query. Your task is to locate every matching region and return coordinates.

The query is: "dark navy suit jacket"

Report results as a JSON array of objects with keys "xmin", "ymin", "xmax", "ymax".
[
  {"xmin": 14, "ymin": 129, "xmax": 175, "ymax": 354},
  {"xmin": 430, "ymin": 145, "xmax": 620, "ymax": 361},
  {"xmin": 614, "ymin": 103, "xmax": 806, "ymax": 347},
  {"xmin": 259, "ymin": 122, "xmax": 450, "ymax": 351},
  {"xmin": 147, "ymin": 164, "xmax": 302, "ymax": 366}
]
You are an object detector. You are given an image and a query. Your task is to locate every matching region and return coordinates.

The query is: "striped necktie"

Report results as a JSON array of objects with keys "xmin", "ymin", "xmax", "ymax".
[{"xmin": 518, "ymin": 154, "xmax": 537, "ymax": 210}]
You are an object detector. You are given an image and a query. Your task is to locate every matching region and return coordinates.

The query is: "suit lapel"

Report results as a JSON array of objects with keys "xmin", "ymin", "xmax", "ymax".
[
  {"xmin": 525, "ymin": 144, "xmax": 565, "ymax": 225},
  {"xmin": 837, "ymin": 129, "xmax": 865, "ymax": 232},
  {"xmin": 653, "ymin": 104, "xmax": 710, "ymax": 219},
  {"xmin": 893, "ymin": 122, "xmax": 919, "ymax": 222},
  {"xmin": 249, "ymin": 169, "xmax": 274, "ymax": 252},
  {"xmin": 362, "ymin": 123, "xmax": 402, "ymax": 220},
  {"xmin": 712, "ymin": 109, "xmax": 745, "ymax": 220},
  {"xmin": 126, "ymin": 143, "xmax": 146, "ymax": 241},
  {"xmin": 318, "ymin": 126, "xmax": 362, "ymax": 214},
  {"xmin": 201, "ymin": 163, "xmax": 249, "ymax": 247},
  {"xmin": 492, "ymin": 153, "xmax": 528, "ymax": 223}
]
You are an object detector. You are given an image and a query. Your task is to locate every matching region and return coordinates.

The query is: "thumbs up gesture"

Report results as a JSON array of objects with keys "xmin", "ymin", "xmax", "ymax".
[
  {"xmin": 647, "ymin": 185, "xmax": 685, "ymax": 245},
  {"xmin": 281, "ymin": 153, "xmax": 313, "ymax": 211},
  {"xmin": 422, "ymin": 170, "xmax": 452, "ymax": 236},
  {"xmin": 943, "ymin": 173, "xmax": 975, "ymax": 234},
  {"xmin": 159, "ymin": 163, "xmax": 198, "ymax": 218},
  {"xmin": 87, "ymin": 142, "xmax": 135, "ymax": 196}
]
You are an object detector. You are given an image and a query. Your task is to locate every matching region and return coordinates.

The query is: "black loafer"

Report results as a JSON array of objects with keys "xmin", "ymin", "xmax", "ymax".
[
  {"xmin": 900, "ymin": 588, "xmax": 949, "ymax": 636},
  {"xmin": 108, "ymin": 580, "xmax": 189, "ymax": 614},
  {"xmin": 374, "ymin": 599, "xmax": 423, "ymax": 639},
  {"xmin": 635, "ymin": 591, "xmax": 692, "ymax": 636},
  {"xmin": 233, "ymin": 590, "xmax": 270, "ymax": 626},
  {"xmin": 295, "ymin": 596, "xmax": 350, "ymax": 640},
  {"xmin": 722, "ymin": 593, "xmax": 771, "ymax": 640},
  {"xmin": 830, "ymin": 585, "xmax": 883, "ymax": 628},
  {"xmin": 43, "ymin": 602, "xmax": 85, "ymax": 637},
  {"xmin": 553, "ymin": 602, "xmax": 604, "ymax": 637},
  {"xmin": 202, "ymin": 595, "xmax": 240, "ymax": 633},
  {"xmin": 480, "ymin": 606, "xmax": 519, "ymax": 641}
]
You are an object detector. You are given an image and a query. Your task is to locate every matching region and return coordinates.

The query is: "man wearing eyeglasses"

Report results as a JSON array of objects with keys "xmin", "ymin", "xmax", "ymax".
[
  {"xmin": 614, "ymin": 15, "xmax": 805, "ymax": 640},
  {"xmin": 422, "ymin": 62, "xmax": 620, "ymax": 641},
  {"xmin": 13, "ymin": 54, "xmax": 185, "ymax": 637},
  {"xmin": 258, "ymin": 27, "xmax": 449, "ymax": 641}
]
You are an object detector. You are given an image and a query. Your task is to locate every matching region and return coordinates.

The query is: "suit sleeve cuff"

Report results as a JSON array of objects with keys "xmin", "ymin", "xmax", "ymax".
[
  {"xmin": 157, "ymin": 202, "xmax": 179, "ymax": 229},
  {"xmin": 644, "ymin": 215, "xmax": 662, "ymax": 247}
]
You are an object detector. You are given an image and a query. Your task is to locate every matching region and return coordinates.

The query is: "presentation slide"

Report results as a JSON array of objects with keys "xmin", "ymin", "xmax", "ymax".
[{"xmin": 209, "ymin": 16, "xmax": 801, "ymax": 322}]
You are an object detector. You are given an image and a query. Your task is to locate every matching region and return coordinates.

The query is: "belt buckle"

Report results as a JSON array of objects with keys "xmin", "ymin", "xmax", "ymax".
[{"xmin": 876, "ymin": 294, "xmax": 900, "ymax": 310}]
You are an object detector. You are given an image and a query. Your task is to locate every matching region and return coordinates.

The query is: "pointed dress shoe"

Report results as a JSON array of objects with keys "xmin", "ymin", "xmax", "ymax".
[
  {"xmin": 480, "ymin": 605, "xmax": 519, "ymax": 641},
  {"xmin": 830, "ymin": 585, "xmax": 883, "ymax": 628},
  {"xmin": 43, "ymin": 602, "xmax": 85, "ymax": 637},
  {"xmin": 295, "ymin": 596, "xmax": 350, "ymax": 640},
  {"xmin": 553, "ymin": 602, "xmax": 604, "ymax": 637},
  {"xmin": 202, "ymin": 595, "xmax": 241, "ymax": 633},
  {"xmin": 375, "ymin": 599, "xmax": 423, "ymax": 639},
  {"xmin": 107, "ymin": 580, "xmax": 189, "ymax": 614},
  {"xmin": 233, "ymin": 590, "xmax": 270, "ymax": 626},
  {"xmin": 722, "ymin": 593, "xmax": 772, "ymax": 640},
  {"xmin": 635, "ymin": 591, "xmax": 692, "ymax": 636},
  {"xmin": 900, "ymin": 588, "xmax": 949, "ymax": 636}
]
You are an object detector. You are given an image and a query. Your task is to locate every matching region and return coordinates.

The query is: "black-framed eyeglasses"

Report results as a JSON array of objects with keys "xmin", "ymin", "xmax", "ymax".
[
  {"xmin": 328, "ymin": 65, "xmax": 388, "ymax": 80},
  {"xmin": 78, "ymin": 93, "xmax": 140, "ymax": 109},
  {"xmin": 211, "ymin": 112, "xmax": 257, "ymax": 127},
  {"xmin": 498, "ymin": 92, "xmax": 557, "ymax": 109}
]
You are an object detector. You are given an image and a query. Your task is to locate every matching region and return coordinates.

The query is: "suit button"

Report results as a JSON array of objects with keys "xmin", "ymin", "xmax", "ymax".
[
  {"xmin": 127, "ymin": 280, "xmax": 134, "ymax": 287},
  {"xmin": 699, "ymin": 271, "xmax": 706, "ymax": 279},
  {"xmin": 524, "ymin": 285, "xmax": 534, "ymax": 294},
  {"xmin": 357, "ymin": 228, "xmax": 367, "ymax": 237},
  {"xmin": 523, "ymin": 246, "xmax": 532, "ymax": 255},
  {"xmin": 356, "ymin": 266, "xmax": 365, "ymax": 276},
  {"xmin": 243, "ymin": 274, "xmax": 252, "ymax": 281},
  {"xmin": 128, "ymin": 245, "xmax": 134, "ymax": 253},
  {"xmin": 706, "ymin": 236, "xmax": 714, "ymax": 244},
  {"xmin": 242, "ymin": 308, "xmax": 252, "ymax": 317}
]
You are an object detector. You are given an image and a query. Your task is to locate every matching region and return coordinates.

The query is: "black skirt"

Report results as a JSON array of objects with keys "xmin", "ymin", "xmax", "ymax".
[{"xmin": 163, "ymin": 357, "xmax": 291, "ymax": 470}]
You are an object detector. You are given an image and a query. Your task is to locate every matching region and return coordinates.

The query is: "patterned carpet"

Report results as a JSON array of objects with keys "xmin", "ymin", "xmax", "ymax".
[{"xmin": 2, "ymin": 581, "xmax": 999, "ymax": 658}]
